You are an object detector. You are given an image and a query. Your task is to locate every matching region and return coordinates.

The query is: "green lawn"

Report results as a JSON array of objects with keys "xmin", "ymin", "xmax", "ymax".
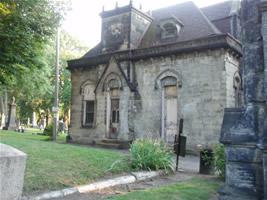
[
  {"xmin": 0, "ymin": 130, "xmax": 130, "ymax": 195},
  {"xmin": 107, "ymin": 177, "xmax": 221, "ymax": 200}
]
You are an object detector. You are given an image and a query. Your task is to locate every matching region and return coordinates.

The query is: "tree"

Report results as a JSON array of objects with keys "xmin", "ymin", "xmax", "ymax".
[
  {"xmin": 0, "ymin": 0, "xmax": 68, "ymax": 85},
  {"xmin": 9, "ymin": 30, "xmax": 89, "ymax": 125},
  {"xmin": 59, "ymin": 31, "xmax": 89, "ymax": 118},
  {"xmin": 0, "ymin": 0, "xmax": 69, "ymax": 125}
]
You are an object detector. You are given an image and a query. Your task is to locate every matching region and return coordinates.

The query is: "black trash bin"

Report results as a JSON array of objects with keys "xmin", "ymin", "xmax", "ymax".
[{"xmin": 199, "ymin": 149, "xmax": 214, "ymax": 174}]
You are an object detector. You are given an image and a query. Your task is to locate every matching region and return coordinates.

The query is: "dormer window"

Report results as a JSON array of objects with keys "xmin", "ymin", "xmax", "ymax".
[
  {"xmin": 160, "ymin": 18, "xmax": 183, "ymax": 40},
  {"xmin": 163, "ymin": 23, "xmax": 177, "ymax": 37}
]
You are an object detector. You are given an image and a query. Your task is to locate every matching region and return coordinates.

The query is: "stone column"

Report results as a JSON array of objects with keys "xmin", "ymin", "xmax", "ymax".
[
  {"xmin": 161, "ymin": 88, "xmax": 165, "ymax": 140},
  {"xmin": 106, "ymin": 91, "xmax": 111, "ymax": 138},
  {"xmin": 219, "ymin": 0, "xmax": 266, "ymax": 199},
  {"xmin": 6, "ymin": 97, "xmax": 17, "ymax": 130},
  {"xmin": 259, "ymin": 1, "xmax": 267, "ymax": 199},
  {"xmin": 118, "ymin": 88, "xmax": 129, "ymax": 140}
]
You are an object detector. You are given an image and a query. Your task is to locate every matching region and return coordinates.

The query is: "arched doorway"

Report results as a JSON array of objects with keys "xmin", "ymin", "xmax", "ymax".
[
  {"xmin": 103, "ymin": 73, "xmax": 122, "ymax": 139},
  {"xmin": 155, "ymin": 69, "xmax": 182, "ymax": 143}
]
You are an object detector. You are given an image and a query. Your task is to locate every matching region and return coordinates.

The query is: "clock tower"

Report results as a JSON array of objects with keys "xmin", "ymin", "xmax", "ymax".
[{"xmin": 100, "ymin": 2, "xmax": 152, "ymax": 52}]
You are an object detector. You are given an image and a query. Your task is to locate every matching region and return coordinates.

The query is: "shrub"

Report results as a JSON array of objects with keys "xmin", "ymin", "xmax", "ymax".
[
  {"xmin": 130, "ymin": 139, "xmax": 174, "ymax": 172},
  {"xmin": 214, "ymin": 144, "xmax": 225, "ymax": 179},
  {"xmin": 43, "ymin": 123, "xmax": 53, "ymax": 138}
]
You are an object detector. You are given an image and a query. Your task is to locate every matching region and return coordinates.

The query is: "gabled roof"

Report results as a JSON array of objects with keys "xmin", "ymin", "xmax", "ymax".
[
  {"xmin": 140, "ymin": 1, "xmax": 221, "ymax": 48},
  {"xmin": 201, "ymin": 0, "xmax": 240, "ymax": 21}
]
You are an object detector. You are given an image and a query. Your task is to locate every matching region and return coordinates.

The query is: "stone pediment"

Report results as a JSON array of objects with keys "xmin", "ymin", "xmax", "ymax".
[{"xmin": 94, "ymin": 56, "xmax": 132, "ymax": 93}]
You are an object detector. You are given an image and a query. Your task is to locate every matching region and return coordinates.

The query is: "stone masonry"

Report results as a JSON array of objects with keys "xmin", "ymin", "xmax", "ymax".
[{"xmin": 68, "ymin": 1, "xmax": 242, "ymax": 151}]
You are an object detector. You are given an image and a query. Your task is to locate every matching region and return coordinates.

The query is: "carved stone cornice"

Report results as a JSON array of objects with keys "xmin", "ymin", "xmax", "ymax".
[{"xmin": 67, "ymin": 34, "xmax": 242, "ymax": 70}]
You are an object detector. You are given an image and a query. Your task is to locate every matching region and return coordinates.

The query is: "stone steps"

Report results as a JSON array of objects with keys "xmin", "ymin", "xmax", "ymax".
[{"xmin": 93, "ymin": 138, "xmax": 132, "ymax": 149}]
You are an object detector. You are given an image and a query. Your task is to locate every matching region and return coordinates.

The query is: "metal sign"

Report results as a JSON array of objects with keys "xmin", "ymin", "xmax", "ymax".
[{"xmin": 52, "ymin": 106, "xmax": 59, "ymax": 113}]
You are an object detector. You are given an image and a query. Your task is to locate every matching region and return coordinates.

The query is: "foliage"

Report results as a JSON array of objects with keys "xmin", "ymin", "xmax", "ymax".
[
  {"xmin": 0, "ymin": 0, "xmax": 68, "ymax": 85},
  {"xmin": 0, "ymin": 0, "xmax": 88, "ymax": 131},
  {"xmin": 201, "ymin": 149, "xmax": 214, "ymax": 167},
  {"xmin": 214, "ymin": 144, "xmax": 226, "ymax": 179},
  {"xmin": 3, "ymin": 30, "xmax": 89, "ymax": 124},
  {"xmin": 0, "ymin": 130, "xmax": 130, "ymax": 194},
  {"xmin": 130, "ymin": 139, "xmax": 174, "ymax": 172},
  {"xmin": 107, "ymin": 177, "xmax": 222, "ymax": 200},
  {"xmin": 43, "ymin": 123, "xmax": 53, "ymax": 138},
  {"xmin": 59, "ymin": 31, "xmax": 89, "ymax": 116}
]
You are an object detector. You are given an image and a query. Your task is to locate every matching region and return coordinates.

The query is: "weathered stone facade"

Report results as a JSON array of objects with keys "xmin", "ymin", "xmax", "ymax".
[
  {"xmin": 220, "ymin": 0, "xmax": 267, "ymax": 199},
  {"xmin": 68, "ymin": 1, "xmax": 242, "ymax": 151}
]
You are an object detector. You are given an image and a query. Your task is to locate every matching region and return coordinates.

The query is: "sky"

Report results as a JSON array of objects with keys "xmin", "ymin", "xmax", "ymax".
[{"xmin": 63, "ymin": 0, "xmax": 228, "ymax": 48}]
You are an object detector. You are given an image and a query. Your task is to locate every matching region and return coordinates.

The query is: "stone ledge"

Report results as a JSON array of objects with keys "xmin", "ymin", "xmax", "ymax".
[{"xmin": 22, "ymin": 171, "xmax": 162, "ymax": 200}]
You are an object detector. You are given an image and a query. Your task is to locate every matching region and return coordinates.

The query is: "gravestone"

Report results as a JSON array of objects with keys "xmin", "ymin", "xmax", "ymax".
[
  {"xmin": 6, "ymin": 97, "xmax": 17, "ymax": 130},
  {"xmin": 219, "ymin": 0, "xmax": 267, "ymax": 199},
  {"xmin": 0, "ymin": 143, "xmax": 27, "ymax": 200},
  {"xmin": 0, "ymin": 113, "xmax": 5, "ymax": 129},
  {"xmin": 32, "ymin": 111, "xmax": 37, "ymax": 128}
]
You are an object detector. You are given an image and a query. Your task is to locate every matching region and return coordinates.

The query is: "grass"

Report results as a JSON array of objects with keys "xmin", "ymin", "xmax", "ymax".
[
  {"xmin": 107, "ymin": 177, "xmax": 221, "ymax": 200},
  {"xmin": 0, "ymin": 130, "xmax": 130, "ymax": 195}
]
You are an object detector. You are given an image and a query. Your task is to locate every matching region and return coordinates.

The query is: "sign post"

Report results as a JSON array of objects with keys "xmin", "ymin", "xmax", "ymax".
[{"xmin": 174, "ymin": 118, "xmax": 186, "ymax": 171}]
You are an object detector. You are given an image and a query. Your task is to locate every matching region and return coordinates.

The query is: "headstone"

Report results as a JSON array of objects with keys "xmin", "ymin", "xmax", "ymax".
[
  {"xmin": 0, "ymin": 113, "xmax": 5, "ymax": 129},
  {"xmin": 32, "ymin": 112, "xmax": 37, "ymax": 128},
  {"xmin": 6, "ymin": 96, "xmax": 17, "ymax": 130},
  {"xmin": 0, "ymin": 143, "xmax": 27, "ymax": 200},
  {"xmin": 27, "ymin": 117, "xmax": 30, "ymax": 127}
]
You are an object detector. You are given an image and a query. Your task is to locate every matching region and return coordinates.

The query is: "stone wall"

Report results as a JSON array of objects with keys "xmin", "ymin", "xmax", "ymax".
[
  {"xmin": 70, "ymin": 48, "xmax": 239, "ymax": 151},
  {"xmin": 134, "ymin": 49, "xmax": 238, "ymax": 150}
]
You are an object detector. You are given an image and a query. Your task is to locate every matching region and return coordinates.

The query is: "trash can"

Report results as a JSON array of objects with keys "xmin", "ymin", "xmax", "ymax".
[{"xmin": 199, "ymin": 149, "xmax": 214, "ymax": 174}]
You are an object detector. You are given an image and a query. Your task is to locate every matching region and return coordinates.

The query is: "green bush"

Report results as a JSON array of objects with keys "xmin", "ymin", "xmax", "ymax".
[
  {"xmin": 43, "ymin": 123, "xmax": 53, "ymax": 138},
  {"xmin": 214, "ymin": 144, "xmax": 225, "ymax": 179},
  {"xmin": 130, "ymin": 139, "xmax": 174, "ymax": 172}
]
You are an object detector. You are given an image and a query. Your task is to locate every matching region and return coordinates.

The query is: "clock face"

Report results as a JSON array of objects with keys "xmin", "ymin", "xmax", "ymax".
[
  {"xmin": 109, "ymin": 23, "xmax": 122, "ymax": 38},
  {"xmin": 103, "ymin": 21, "xmax": 124, "ymax": 50}
]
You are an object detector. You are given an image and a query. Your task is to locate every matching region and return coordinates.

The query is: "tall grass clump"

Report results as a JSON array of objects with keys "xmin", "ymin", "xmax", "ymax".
[
  {"xmin": 214, "ymin": 144, "xmax": 226, "ymax": 179},
  {"xmin": 130, "ymin": 139, "xmax": 174, "ymax": 172}
]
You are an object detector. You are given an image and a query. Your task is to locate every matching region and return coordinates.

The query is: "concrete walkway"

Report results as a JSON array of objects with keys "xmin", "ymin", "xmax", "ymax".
[{"xmin": 49, "ymin": 155, "xmax": 200, "ymax": 200}]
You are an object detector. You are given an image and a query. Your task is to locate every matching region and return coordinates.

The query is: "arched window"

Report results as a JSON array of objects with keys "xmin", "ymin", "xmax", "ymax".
[
  {"xmin": 81, "ymin": 81, "xmax": 95, "ymax": 128},
  {"xmin": 160, "ymin": 18, "xmax": 183, "ymax": 40}
]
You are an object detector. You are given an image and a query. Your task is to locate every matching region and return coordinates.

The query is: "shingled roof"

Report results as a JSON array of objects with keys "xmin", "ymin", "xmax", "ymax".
[
  {"xmin": 201, "ymin": 0, "xmax": 240, "ymax": 21},
  {"xmin": 83, "ymin": 1, "xmax": 237, "ymax": 58},
  {"xmin": 140, "ymin": 1, "xmax": 221, "ymax": 48}
]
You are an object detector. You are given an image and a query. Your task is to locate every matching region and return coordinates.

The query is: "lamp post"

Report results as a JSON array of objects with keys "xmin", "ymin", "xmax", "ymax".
[{"xmin": 53, "ymin": 28, "xmax": 60, "ymax": 141}]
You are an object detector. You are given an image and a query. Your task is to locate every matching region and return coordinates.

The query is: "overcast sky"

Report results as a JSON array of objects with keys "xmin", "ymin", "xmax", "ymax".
[{"xmin": 62, "ymin": 0, "xmax": 228, "ymax": 48}]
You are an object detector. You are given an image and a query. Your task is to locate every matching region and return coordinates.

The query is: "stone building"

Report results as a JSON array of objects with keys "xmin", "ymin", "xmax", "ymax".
[
  {"xmin": 68, "ymin": 1, "xmax": 242, "ymax": 151},
  {"xmin": 220, "ymin": 0, "xmax": 267, "ymax": 199}
]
